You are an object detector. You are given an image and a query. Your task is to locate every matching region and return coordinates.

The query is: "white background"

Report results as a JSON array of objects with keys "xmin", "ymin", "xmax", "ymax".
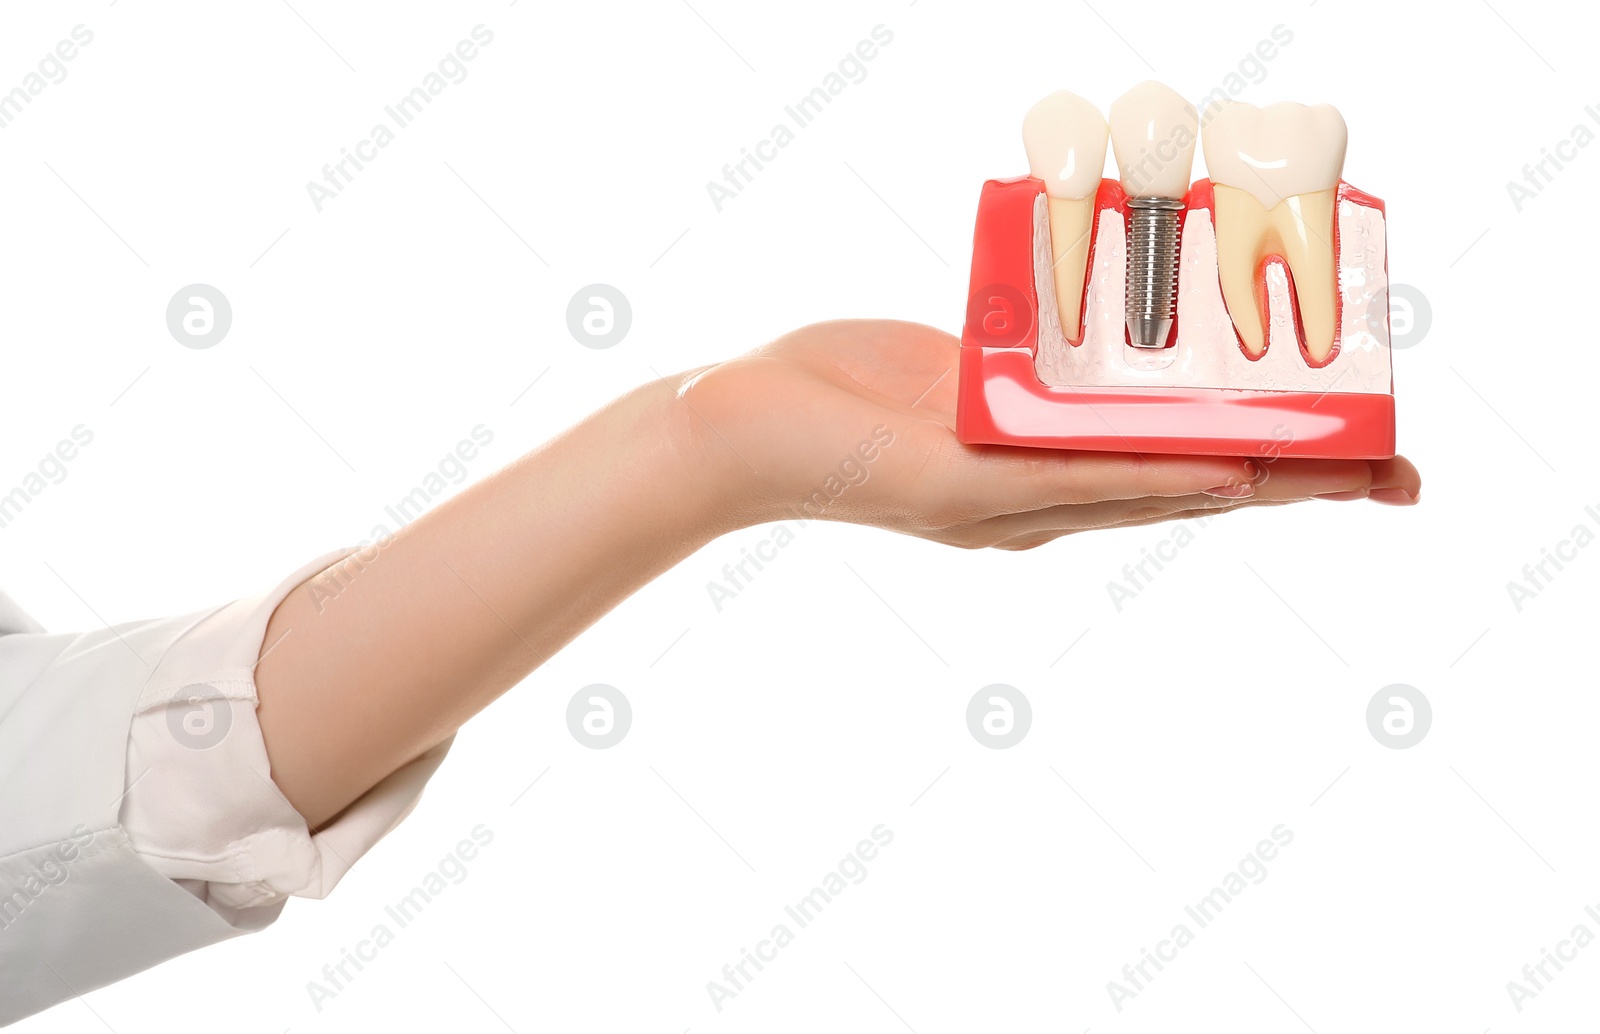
[{"xmin": 2, "ymin": 0, "xmax": 1594, "ymax": 1030}]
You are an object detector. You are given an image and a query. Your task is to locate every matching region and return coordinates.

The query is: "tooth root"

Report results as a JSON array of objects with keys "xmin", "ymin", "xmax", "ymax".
[
  {"xmin": 1272, "ymin": 189, "xmax": 1339, "ymax": 363},
  {"xmin": 1211, "ymin": 185, "xmax": 1340, "ymax": 361},
  {"xmin": 1047, "ymin": 196, "xmax": 1095, "ymax": 341},
  {"xmin": 1212, "ymin": 185, "xmax": 1273, "ymax": 356},
  {"xmin": 1021, "ymin": 90, "xmax": 1108, "ymax": 346}
]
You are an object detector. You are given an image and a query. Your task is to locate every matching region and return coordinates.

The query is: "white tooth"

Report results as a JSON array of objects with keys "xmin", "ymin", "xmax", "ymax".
[
  {"xmin": 1203, "ymin": 100, "xmax": 1346, "ymax": 208},
  {"xmin": 1023, "ymin": 91, "xmax": 1108, "ymax": 341},
  {"xmin": 1202, "ymin": 100, "xmax": 1347, "ymax": 361},
  {"xmin": 1110, "ymin": 81, "xmax": 1198, "ymax": 199}
]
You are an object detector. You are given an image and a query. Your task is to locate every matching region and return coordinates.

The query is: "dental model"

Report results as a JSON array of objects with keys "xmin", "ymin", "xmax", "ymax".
[
  {"xmin": 1022, "ymin": 91, "xmax": 1109, "ymax": 343},
  {"xmin": 957, "ymin": 85, "xmax": 1396, "ymax": 460}
]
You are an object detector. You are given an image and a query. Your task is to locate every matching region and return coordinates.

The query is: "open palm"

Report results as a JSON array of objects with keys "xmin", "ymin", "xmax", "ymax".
[{"xmin": 678, "ymin": 319, "xmax": 1420, "ymax": 550}]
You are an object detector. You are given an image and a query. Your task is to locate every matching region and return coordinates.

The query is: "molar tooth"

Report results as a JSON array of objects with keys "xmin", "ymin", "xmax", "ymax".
[
  {"xmin": 1022, "ymin": 91, "xmax": 1109, "ymax": 342},
  {"xmin": 1202, "ymin": 100, "xmax": 1347, "ymax": 361}
]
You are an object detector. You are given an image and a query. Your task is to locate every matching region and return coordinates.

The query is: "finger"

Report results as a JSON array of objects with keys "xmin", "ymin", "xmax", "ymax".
[
  {"xmin": 1246, "ymin": 456, "xmax": 1421, "ymax": 504},
  {"xmin": 1240, "ymin": 458, "xmax": 1374, "ymax": 501},
  {"xmin": 971, "ymin": 490, "xmax": 1245, "ymax": 542},
  {"xmin": 965, "ymin": 452, "xmax": 1375, "ymax": 538},
  {"xmin": 1100, "ymin": 497, "xmax": 1298, "ymax": 532},
  {"xmin": 1364, "ymin": 454, "xmax": 1421, "ymax": 505},
  {"xmin": 944, "ymin": 445, "xmax": 1267, "ymax": 516},
  {"xmin": 991, "ymin": 498, "xmax": 1297, "ymax": 550}
]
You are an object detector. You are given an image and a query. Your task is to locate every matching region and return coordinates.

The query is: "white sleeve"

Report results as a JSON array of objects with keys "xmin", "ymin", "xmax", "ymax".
[
  {"xmin": 117, "ymin": 547, "xmax": 456, "ymax": 925},
  {"xmin": 0, "ymin": 550, "xmax": 455, "ymax": 1023}
]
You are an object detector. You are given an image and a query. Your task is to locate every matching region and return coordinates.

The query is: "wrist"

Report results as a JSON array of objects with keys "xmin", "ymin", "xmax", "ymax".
[{"xmin": 636, "ymin": 364, "xmax": 776, "ymax": 541}]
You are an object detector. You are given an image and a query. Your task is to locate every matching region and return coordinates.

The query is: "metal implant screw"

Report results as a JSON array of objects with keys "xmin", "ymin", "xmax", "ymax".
[{"xmin": 1124, "ymin": 197, "xmax": 1184, "ymax": 349}]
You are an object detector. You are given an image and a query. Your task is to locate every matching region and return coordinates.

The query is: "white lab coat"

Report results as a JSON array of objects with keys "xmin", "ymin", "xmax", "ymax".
[{"xmin": 0, "ymin": 551, "xmax": 453, "ymax": 1024}]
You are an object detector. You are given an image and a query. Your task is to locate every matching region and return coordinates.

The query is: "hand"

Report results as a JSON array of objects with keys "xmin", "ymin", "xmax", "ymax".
[{"xmin": 676, "ymin": 319, "xmax": 1421, "ymax": 550}]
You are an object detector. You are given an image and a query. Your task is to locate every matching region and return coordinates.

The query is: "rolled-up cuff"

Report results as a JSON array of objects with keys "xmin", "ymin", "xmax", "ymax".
[{"xmin": 119, "ymin": 548, "xmax": 455, "ymax": 927}]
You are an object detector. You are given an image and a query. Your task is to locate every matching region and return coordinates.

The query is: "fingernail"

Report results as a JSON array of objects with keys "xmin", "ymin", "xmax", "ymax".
[
  {"xmin": 1204, "ymin": 483, "xmax": 1255, "ymax": 498},
  {"xmin": 1369, "ymin": 487, "xmax": 1418, "ymax": 505},
  {"xmin": 1315, "ymin": 490, "xmax": 1368, "ymax": 501}
]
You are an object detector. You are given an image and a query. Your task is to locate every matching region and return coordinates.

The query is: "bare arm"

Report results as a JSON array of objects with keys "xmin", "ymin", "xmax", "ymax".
[{"xmin": 255, "ymin": 321, "xmax": 1420, "ymax": 829}]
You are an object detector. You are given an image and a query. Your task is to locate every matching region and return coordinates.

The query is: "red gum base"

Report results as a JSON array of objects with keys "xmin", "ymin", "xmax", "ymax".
[{"xmin": 955, "ymin": 176, "xmax": 1396, "ymax": 460}]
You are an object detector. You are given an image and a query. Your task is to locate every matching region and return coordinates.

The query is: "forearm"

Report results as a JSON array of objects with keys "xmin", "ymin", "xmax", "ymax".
[
  {"xmin": 251, "ymin": 320, "xmax": 1418, "ymax": 832},
  {"xmin": 255, "ymin": 372, "xmax": 738, "ymax": 830}
]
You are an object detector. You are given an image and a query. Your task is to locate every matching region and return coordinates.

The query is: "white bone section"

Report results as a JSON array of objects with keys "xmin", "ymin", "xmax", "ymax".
[{"xmin": 1032, "ymin": 191, "xmax": 1392, "ymax": 393}]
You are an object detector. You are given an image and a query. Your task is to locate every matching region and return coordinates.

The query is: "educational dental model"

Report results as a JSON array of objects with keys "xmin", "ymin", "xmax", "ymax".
[{"xmin": 956, "ymin": 82, "xmax": 1397, "ymax": 461}]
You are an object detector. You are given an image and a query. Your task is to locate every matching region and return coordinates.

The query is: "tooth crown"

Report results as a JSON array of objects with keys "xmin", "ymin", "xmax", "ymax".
[
  {"xmin": 1022, "ymin": 91, "xmax": 1109, "ymax": 200},
  {"xmin": 1109, "ymin": 81, "xmax": 1199, "ymax": 199},
  {"xmin": 1201, "ymin": 101, "xmax": 1347, "ymax": 209}
]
